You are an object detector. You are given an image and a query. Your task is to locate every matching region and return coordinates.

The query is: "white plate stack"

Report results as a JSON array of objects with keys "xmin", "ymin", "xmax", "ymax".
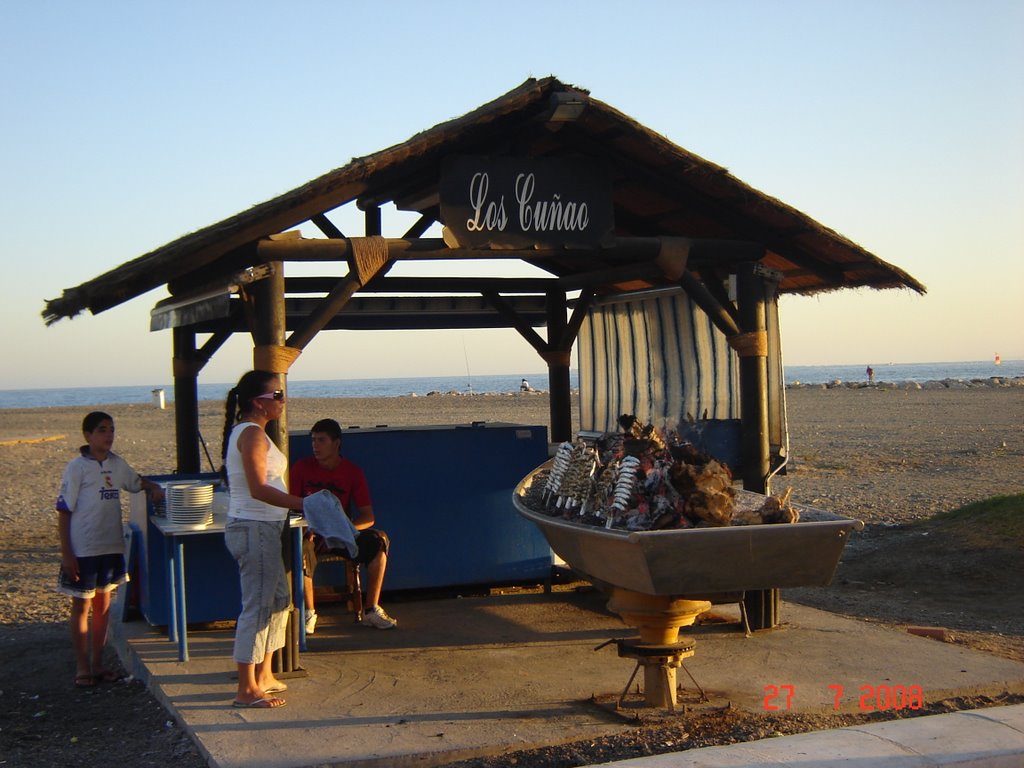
[{"xmin": 166, "ymin": 482, "xmax": 215, "ymax": 528}]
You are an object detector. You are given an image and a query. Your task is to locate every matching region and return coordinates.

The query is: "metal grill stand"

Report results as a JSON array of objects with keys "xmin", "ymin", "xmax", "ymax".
[
  {"xmin": 615, "ymin": 637, "xmax": 703, "ymax": 710},
  {"xmin": 604, "ymin": 589, "xmax": 711, "ymax": 708}
]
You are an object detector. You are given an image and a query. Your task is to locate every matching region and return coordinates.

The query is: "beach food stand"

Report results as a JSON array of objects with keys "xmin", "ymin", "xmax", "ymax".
[
  {"xmin": 289, "ymin": 423, "xmax": 553, "ymax": 591},
  {"xmin": 41, "ymin": 77, "xmax": 924, "ymax": 671}
]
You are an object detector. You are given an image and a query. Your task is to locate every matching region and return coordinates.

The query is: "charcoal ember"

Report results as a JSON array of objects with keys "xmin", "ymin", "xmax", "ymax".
[
  {"xmin": 595, "ymin": 431, "xmax": 626, "ymax": 465},
  {"xmin": 641, "ymin": 462, "xmax": 673, "ymax": 493},
  {"xmin": 651, "ymin": 512, "xmax": 684, "ymax": 528},
  {"xmin": 623, "ymin": 508, "xmax": 656, "ymax": 530},
  {"xmin": 637, "ymin": 463, "xmax": 685, "ymax": 527}
]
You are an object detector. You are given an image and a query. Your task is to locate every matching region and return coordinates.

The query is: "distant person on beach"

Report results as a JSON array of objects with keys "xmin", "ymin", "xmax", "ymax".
[
  {"xmin": 56, "ymin": 411, "xmax": 164, "ymax": 688},
  {"xmin": 221, "ymin": 370, "xmax": 306, "ymax": 709},
  {"xmin": 290, "ymin": 418, "xmax": 397, "ymax": 632},
  {"xmin": 866, "ymin": 366, "xmax": 874, "ymax": 383}
]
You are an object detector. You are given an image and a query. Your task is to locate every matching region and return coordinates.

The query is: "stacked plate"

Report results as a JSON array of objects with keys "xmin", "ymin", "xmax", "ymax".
[{"xmin": 166, "ymin": 481, "xmax": 215, "ymax": 528}]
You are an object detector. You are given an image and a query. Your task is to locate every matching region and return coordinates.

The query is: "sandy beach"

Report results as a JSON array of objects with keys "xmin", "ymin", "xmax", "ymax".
[
  {"xmin": 1, "ymin": 386, "xmax": 1022, "ymax": 625},
  {"xmin": 2, "ymin": 385, "xmax": 1022, "ymax": 621},
  {"xmin": 1, "ymin": 385, "xmax": 1022, "ymax": 766}
]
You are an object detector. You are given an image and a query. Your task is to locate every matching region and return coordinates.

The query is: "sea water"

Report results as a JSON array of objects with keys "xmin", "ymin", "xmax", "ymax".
[{"xmin": 0, "ymin": 360, "xmax": 1019, "ymax": 410}]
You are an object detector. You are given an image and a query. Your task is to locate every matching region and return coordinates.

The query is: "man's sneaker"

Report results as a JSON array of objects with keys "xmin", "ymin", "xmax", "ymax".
[
  {"xmin": 304, "ymin": 610, "xmax": 318, "ymax": 635},
  {"xmin": 361, "ymin": 605, "xmax": 397, "ymax": 630}
]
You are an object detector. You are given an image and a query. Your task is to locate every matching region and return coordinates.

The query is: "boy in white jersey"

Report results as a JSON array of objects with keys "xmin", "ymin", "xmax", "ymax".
[{"xmin": 56, "ymin": 411, "xmax": 163, "ymax": 687}]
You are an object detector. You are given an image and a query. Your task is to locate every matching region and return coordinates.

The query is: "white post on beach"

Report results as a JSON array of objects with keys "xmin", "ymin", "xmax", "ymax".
[{"xmin": 151, "ymin": 388, "xmax": 166, "ymax": 409}]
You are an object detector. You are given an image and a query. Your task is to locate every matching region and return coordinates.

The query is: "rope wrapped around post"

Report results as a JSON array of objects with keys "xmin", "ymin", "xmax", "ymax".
[
  {"xmin": 172, "ymin": 356, "xmax": 204, "ymax": 378},
  {"xmin": 541, "ymin": 350, "xmax": 572, "ymax": 367},
  {"xmin": 728, "ymin": 331, "xmax": 768, "ymax": 358},
  {"xmin": 254, "ymin": 344, "xmax": 302, "ymax": 374},
  {"xmin": 349, "ymin": 236, "xmax": 390, "ymax": 285}
]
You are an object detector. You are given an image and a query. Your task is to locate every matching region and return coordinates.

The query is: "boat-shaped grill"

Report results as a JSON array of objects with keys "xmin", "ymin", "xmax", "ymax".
[{"xmin": 514, "ymin": 459, "xmax": 863, "ymax": 597}]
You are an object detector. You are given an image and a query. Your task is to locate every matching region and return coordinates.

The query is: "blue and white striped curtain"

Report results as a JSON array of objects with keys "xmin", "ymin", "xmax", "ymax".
[{"xmin": 578, "ymin": 290, "xmax": 741, "ymax": 434}]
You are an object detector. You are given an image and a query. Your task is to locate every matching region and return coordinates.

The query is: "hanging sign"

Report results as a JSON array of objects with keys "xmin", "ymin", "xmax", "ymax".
[{"xmin": 440, "ymin": 156, "xmax": 614, "ymax": 249}]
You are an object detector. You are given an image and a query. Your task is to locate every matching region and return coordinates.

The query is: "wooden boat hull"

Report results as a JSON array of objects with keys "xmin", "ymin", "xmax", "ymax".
[{"xmin": 513, "ymin": 462, "xmax": 863, "ymax": 596}]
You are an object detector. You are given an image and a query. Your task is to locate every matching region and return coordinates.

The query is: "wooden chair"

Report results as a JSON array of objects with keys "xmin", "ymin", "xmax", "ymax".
[{"xmin": 316, "ymin": 550, "xmax": 363, "ymax": 623}]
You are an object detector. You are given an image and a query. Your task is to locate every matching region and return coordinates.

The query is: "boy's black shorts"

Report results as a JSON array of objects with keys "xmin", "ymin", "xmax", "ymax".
[{"xmin": 302, "ymin": 529, "xmax": 390, "ymax": 575}]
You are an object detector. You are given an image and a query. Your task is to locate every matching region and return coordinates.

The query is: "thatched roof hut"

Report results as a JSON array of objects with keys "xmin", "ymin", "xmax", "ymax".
[
  {"xmin": 41, "ymin": 76, "xmax": 923, "ymax": 479},
  {"xmin": 43, "ymin": 76, "xmax": 922, "ymax": 325}
]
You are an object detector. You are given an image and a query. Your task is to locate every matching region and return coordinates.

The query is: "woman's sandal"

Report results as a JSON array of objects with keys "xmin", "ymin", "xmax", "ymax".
[
  {"xmin": 74, "ymin": 674, "xmax": 96, "ymax": 688},
  {"xmin": 232, "ymin": 696, "xmax": 286, "ymax": 708}
]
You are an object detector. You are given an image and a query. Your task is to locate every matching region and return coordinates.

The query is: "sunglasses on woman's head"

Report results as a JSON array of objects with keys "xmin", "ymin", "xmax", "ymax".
[{"xmin": 255, "ymin": 390, "xmax": 285, "ymax": 401}]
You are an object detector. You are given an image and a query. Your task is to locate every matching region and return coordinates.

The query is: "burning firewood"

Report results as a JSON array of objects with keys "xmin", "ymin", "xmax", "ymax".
[{"xmin": 758, "ymin": 487, "xmax": 799, "ymax": 524}]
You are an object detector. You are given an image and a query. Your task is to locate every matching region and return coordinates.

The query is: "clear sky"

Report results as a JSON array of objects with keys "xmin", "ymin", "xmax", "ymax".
[{"xmin": 2, "ymin": 1, "xmax": 1021, "ymax": 390}]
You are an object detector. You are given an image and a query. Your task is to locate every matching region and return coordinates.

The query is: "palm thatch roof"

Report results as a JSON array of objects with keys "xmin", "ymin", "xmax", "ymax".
[{"xmin": 42, "ymin": 76, "xmax": 924, "ymax": 326}]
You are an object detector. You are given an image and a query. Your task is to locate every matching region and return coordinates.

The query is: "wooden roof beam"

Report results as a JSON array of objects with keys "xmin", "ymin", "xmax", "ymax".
[
  {"xmin": 311, "ymin": 213, "xmax": 345, "ymax": 239},
  {"xmin": 555, "ymin": 261, "xmax": 664, "ymax": 290},
  {"xmin": 402, "ymin": 210, "xmax": 438, "ymax": 239},
  {"xmin": 695, "ymin": 268, "xmax": 741, "ymax": 328},
  {"xmin": 257, "ymin": 235, "xmax": 760, "ymax": 266},
  {"xmin": 480, "ymin": 290, "xmax": 548, "ymax": 354},
  {"xmin": 183, "ymin": 311, "xmax": 549, "ymax": 335},
  {"xmin": 562, "ymin": 289, "xmax": 594, "ymax": 348},
  {"xmin": 286, "ymin": 276, "xmax": 557, "ymax": 294},
  {"xmin": 678, "ymin": 271, "xmax": 741, "ymax": 338}
]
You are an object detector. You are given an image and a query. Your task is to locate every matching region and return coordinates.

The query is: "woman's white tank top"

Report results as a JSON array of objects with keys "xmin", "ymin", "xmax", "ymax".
[{"xmin": 225, "ymin": 422, "xmax": 288, "ymax": 521}]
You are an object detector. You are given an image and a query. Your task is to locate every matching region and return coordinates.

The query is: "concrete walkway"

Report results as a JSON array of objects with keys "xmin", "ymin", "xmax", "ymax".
[
  {"xmin": 592, "ymin": 705, "xmax": 1024, "ymax": 767},
  {"xmin": 113, "ymin": 587, "xmax": 1024, "ymax": 768}
]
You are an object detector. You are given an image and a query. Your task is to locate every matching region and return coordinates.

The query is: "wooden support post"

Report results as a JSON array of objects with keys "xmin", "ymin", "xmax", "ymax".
[
  {"xmin": 248, "ymin": 261, "xmax": 304, "ymax": 674},
  {"xmin": 364, "ymin": 207, "xmax": 381, "ymax": 236},
  {"xmin": 249, "ymin": 263, "xmax": 289, "ymax": 451},
  {"xmin": 172, "ymin": 328, "xmax": 201, "ymax": 474},
  {"xmin": 735, "ymin": 263, "xmax": 770, "ymax": 493},
  {"xmin": 545, "ymin": 291, "xmax": 572, "ymax": 443},
  {"xmin": 735, "ymin": 262, "xmax": 777, "ymax": 629}
]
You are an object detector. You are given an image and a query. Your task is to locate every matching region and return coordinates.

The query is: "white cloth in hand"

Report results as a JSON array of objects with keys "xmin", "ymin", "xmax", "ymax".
[{"xmin": 302, "ymin": 489, "xmax": 359, "ymax": 558}]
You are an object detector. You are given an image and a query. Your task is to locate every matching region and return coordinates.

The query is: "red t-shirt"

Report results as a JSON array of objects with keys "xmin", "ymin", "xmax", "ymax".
[{"xmin": 289, "ymin": 456, "xmax": 371, "ymax": 518}]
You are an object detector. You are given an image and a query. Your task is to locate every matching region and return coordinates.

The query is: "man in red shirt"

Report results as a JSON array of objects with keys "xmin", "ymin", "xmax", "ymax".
[{"xmin": 290, "ymin": 418, "xmax": 397, "ymax": 632}]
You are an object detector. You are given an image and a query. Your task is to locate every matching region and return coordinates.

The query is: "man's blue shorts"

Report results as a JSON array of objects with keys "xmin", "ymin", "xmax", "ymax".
[{"xmin": 56, "ymin": 553, "xmax": 127, "ymax": 599}]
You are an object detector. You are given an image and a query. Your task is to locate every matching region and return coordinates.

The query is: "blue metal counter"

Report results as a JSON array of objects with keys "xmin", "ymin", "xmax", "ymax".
[
  {"xmin": 128, "ymin": 475, "xmax": 239, "ymax": 628},
  {"xmin": 288, "ymin": 422, "xmax": 554, "ymax": 592}
]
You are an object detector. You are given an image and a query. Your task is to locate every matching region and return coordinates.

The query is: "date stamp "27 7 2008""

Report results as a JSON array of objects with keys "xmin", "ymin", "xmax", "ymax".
[{"xmin": 763, "ymin": 684, "xmax": 925, "ymax": 712}]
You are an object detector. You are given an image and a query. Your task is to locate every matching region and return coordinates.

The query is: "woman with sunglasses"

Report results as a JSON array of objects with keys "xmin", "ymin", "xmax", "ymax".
[{"xmin": 220, "ymin": 370, "xmax": 305, "ymax": 708}]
